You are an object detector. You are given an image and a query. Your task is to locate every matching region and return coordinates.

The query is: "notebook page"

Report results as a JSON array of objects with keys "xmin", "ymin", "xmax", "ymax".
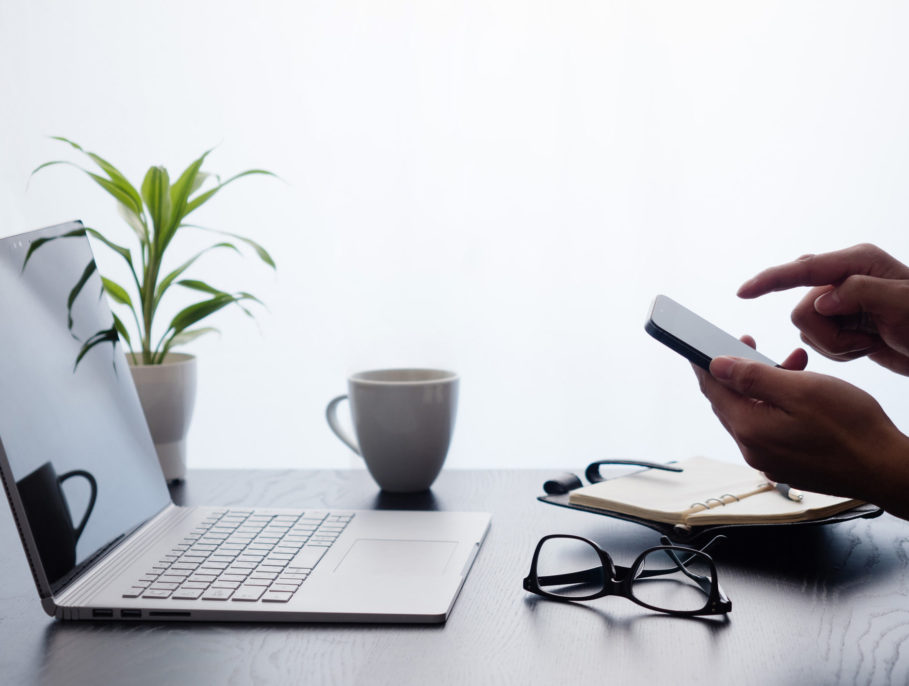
[
  {"xmin": 568, "ymin": 456, "xmax": 767, "ymax": 524},
  {"xmin": 686, "ymin": 486, "xmax": 857, "ymax": 524}
]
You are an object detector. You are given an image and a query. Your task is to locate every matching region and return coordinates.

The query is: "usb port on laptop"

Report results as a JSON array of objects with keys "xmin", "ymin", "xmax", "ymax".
[{"xmin": 91, "ymin": 608, "xmax": 114, "ymax": 618}]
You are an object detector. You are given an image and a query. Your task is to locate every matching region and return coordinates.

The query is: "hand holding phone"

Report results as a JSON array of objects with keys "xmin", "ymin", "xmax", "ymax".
[{"xmin": 645, "ymin": 295, "xmax": 779, "ymax": 370}]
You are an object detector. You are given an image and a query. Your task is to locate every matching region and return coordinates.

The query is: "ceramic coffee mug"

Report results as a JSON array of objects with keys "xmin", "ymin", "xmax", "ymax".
[{"xmin": 326, "ymin": 369, "xmax": 459, "ymax": 493}]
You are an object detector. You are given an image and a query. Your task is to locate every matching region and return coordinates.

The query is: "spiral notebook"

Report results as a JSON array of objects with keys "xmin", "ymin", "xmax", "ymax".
[{"xmin": 567, "ymin": 456, "xmax": 863, "ymax": 527}]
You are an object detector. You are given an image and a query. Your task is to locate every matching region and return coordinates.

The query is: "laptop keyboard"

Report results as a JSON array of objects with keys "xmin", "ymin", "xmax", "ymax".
[{"xmin": 122, "ymin": 509, "xmax": 353, "ymax": 603}]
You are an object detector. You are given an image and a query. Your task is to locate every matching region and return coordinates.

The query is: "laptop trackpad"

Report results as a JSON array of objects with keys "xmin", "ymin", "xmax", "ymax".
[{"xmin": 335, "ymin": 539, "xmax": 458, "ymax": 576}]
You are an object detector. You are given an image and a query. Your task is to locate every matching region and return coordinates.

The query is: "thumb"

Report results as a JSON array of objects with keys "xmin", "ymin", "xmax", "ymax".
[
  {"xmin": 814, "ymin": 275, "xmax": 909, "ymax": 318},
  {"xmin": 709, "ymin": 357, "xmax": 797, "ymax": 405}
]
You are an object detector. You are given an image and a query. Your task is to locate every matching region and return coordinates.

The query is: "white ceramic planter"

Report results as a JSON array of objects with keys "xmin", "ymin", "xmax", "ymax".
[{"xmin": 128, "ymin": 353, "xmax": 197, "ymax": 482}]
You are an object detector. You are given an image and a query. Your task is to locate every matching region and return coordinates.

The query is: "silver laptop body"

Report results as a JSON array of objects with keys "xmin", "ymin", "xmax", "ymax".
[{"xmin": 0, "ymin": 222, "xmax": 489, "ymax": 623}]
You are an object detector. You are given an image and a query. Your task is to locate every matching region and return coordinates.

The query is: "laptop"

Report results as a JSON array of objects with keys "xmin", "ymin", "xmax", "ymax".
[{"xmin": 0, "ymin": 221, "xmax": 490, "ymax": 623}]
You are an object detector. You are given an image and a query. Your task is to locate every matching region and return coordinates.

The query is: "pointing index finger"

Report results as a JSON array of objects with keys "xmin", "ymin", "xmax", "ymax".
[{"xmin": 737, "ymin": 248, "xmax": 875, "ymax": 299}]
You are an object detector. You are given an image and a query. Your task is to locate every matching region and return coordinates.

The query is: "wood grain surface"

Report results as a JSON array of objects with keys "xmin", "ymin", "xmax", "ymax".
[{"xmin": 1, "ymin": 468, "xmax": 908, "ymax": 686}]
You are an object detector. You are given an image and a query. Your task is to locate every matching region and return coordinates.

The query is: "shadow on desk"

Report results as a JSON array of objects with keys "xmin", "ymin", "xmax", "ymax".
[
  {"xmin": 575, "ymin": 514, "xmax": 907, "ymax": 591},
  {"xmin": 521, "ymin": 594, "xmax": 731, "ymax": 633}
]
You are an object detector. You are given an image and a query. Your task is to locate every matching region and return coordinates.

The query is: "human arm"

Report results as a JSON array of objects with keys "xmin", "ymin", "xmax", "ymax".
[
  {"xmin": 737, "ymin": 244, "xmax": 909, "ymax": 375},
  {"xmin": 693, "ymin": 352, "xmax": 909, "ymax": 521}
]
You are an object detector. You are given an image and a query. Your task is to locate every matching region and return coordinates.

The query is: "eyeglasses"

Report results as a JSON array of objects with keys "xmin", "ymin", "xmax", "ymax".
[{"xmin": 523, "ymin": 534, "xmax": 731, "ymax": 616}]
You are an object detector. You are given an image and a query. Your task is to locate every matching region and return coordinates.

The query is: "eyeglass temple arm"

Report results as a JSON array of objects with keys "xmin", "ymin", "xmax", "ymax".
[
  {"xmin": 619, "ymin": 536, "xmax": 724, "ymax": 585},
  {"xmin": 652, "ymin": 535, "xmax": 724, "ymax": 590}
]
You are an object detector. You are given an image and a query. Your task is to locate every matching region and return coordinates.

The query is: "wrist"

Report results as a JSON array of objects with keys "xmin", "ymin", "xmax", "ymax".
[{"xmin": 865, "ymin": 428, "xmax": 909, "ymax": 521}]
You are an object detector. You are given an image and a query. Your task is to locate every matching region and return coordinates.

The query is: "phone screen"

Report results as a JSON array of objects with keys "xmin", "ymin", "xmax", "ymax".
[{"xmin": 645, "ymin": 295, "xmax": 779, "ymax": 370}]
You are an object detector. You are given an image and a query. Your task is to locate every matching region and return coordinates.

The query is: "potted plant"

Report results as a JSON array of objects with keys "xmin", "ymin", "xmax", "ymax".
[{"xmin": 32, "ymin": 137, "xmax": 276, "ymax": 481}]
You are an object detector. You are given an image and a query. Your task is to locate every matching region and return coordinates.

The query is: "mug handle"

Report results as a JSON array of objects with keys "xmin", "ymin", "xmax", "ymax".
[
  {"xmin": 325, "ymin": 395, "xmax": 362, "ymax": 456},
  {"xmin": 57, "ymin": 469, "xmax": 98, "ymax": 544}
]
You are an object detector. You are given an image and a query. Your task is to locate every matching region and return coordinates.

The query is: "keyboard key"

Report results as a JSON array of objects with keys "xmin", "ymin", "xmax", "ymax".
[
  {"xmin": 189, "ymin": 573, "xmax": 218, "ymax": 582},
  {"xmin": 212, "ymin": 580, "xmax": 241, "ymax": 589},
  {"xmin": 166, "ymin": 565, "xmax": 194, "ymax": 574},
  {"xmin": 219, "ymin": 574, "xmax": 248, "ymax": 583},
  {"xmin": 258, "ymin": 564, "xmax": 286, "ymax": 574},
  {"xmin": 250, "ymin": 573, "xmax": 279, "ymax": 582},
  {"xmin": 275, "ymin": 577, "xmax": 304, "ymax": 587},
  {"xmin": 172, "ymin": 588, "xmax": 204, "ymax": 600},
  {"xmin": 143, "ymin": 589, "xmax": 173, "ymax": 599},
  {"xmin": 208, "ymin": 555, "xmax": 236, "ymax": 563},
  {"xmin": 264, "ymin": 558, "xmax": 291, "ymax": 567},
  {"xmin": 232, "ymin": 586, "xmax": 266, "ymax": 601},
  {"xmin": 243, "ymin": 578, "xmax": 271, "ymax": 586},
  {"xmin": 202, "ymin": 588, "xmax": 234, "ymax": 601},
  {"xmin": 158, "ymin": 569, "xmax": 190, "ymax": 581},
  {"xmin": 122, "ymin": 587, "xmax": 145, "ymax": 598},
  {"xmin": 262, "ymin": 591, "xmax": 293, "ymax": 603},
  {"xmin": 269, "ymin": 583, "xmax": 300, "ymax": 593}
]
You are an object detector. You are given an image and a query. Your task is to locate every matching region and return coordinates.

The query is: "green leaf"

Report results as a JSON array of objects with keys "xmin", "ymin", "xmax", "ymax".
[
  {"xmin": 40, "ymin": 138, "xmax": 147, "ymax": 238},
  {"xmin": 235, "ymin": 291, "xmax": 264, "ymax": 307},
  {"xmin": 177, "ymin": 279, "xmax": 225, "ymax": 295},
  {"xmin": 47, "ymin": 135, "xmax": 86, "ymax": 153},
  {"xmin": 163, "ymin": 326, "xmax": 220, "ymax": 354},
  {"xmin": 86, "ymin": 157, "xmax": 143, "ymax": 216},
  {"xmin": 49, "ymin": 137, "xmax": 145, "ymax": 217},
  {"xmin": 115, "ymin": 202, "xmax": 148, "ymax": 243},
  {"xmin": 190, "ymin": 171, "xmax": 211, "ymax": 195},
  {"xmin": 31, "ymin": 159, "xmax": 142, "ymax": 217},
  {"xmin": 167, "ymin": 294, "xmax": 236, "ymax": 336},
  {"xmin": 111, "ymin": 312, "xmax": 132, "ymax": 347},
  {"xmin": 181, "ymin": 186, "xmax": 218, "ymax": 218},
  {"xmin": 175, "ymin": 281, "xmax": 262, "ymax": 313},
  {"xmin": 183, "ymin": 169, "xmax": 277, "ymax": 218},
  {"xmin": 84, "ymin": 228, "xmax": 133, "ymax": 268},
  {"xmin": 182, "ymin": 224, "xmax": 276, "ymax": 269},
  {"xmin": 169, "ymin": 150, "xmax": 213, "ymax": 221},
  {"xmin": 95, "ymin": 173, "xmax": 146, "ymax": 217},
  {"xmin": 141, "ymin": 165, "xmax": 172, "ymax": 245},
  {"xmin": 101, "ymin": 277, "xmax": 133, "ymax": 307},
  {"xmin": 154, "ymin": 242, "xmax": 240, "ymax": 305}
]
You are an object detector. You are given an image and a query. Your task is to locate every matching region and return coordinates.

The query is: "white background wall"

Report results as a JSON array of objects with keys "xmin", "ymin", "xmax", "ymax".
[{"xmin": 2, "ymin": 1, "xmax": 909, "ymax": 472}]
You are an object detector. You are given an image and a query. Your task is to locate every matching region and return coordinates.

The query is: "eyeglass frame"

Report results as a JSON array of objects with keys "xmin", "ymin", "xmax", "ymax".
[{"xmin": 522, "ymin": 534, "xmax": 732, "ymax": 616}]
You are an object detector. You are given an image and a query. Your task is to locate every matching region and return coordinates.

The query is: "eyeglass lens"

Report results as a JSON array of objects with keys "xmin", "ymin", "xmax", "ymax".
[
  {"xmin": 536, "ymin": 537, "xmax": 606, "ymax": 598},
  {"xmin": 630, "ymin": 548, "xmax": 714, "ymax": 613}
]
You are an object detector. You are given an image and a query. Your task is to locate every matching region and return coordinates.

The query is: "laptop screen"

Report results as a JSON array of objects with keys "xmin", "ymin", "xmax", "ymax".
[{"xmin": 0, "ymin": 222, "xmax": 171, "ymax": 590}]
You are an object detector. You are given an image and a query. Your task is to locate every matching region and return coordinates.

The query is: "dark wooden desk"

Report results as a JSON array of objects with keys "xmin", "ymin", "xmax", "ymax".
[{"xmin": 2, "ymin": 468, "xmax": 908, "ymax": 685}]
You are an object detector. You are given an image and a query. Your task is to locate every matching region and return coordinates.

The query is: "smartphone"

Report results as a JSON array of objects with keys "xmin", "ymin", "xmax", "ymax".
[{"xmin": 645, "ymin": 294, "xmax": 779, "ymax": 370}]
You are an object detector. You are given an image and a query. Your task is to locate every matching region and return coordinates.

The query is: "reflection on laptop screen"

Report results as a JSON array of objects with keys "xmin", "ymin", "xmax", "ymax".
[{"xmin": 0, "ymin": 222, "xmax": 170, "ymax": 588}]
